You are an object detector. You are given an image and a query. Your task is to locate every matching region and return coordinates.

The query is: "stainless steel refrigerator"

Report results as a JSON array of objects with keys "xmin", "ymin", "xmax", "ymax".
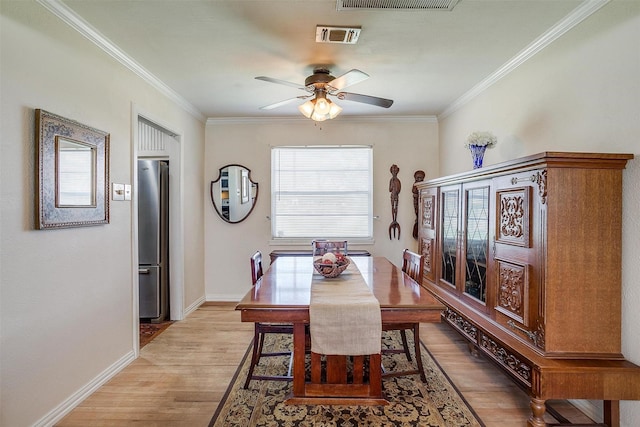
[{"xmin": 138, "ymin": 159, "xmax": 169, "ymax": 322}]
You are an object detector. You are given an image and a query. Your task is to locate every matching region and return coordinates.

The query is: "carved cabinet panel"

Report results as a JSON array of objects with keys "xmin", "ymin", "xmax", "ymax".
[
  {"xmin": 418, "ymin": 187, "xmax": 437, "ymax": 283},
  {"xmin": 492, "ymin": 172, "xmax": 542, "ymax": 350},
  {"xmin": 497, "ymin": 187, "xmax": 530, "ymax": 247},
  {"xmin": 496, "ymin": 260, "xmax": 527, "ymax": 324}
]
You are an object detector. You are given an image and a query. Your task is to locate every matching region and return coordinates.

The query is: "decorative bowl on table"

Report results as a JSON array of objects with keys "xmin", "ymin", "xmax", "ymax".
[{"xmin": 313, "ymin": 253, "xmax": 350, "ymax": 278}]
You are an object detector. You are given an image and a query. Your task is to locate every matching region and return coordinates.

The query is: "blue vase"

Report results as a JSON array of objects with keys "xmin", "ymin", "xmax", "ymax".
[{"xmin": 468, "ymin": 144, "xmax": 487, "ymax": 169}]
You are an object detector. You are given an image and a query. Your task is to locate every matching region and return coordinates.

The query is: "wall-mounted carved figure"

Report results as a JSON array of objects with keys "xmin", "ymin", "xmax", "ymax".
[
  {"xmin": 412, "ymin": 170, "xmax": 425, "ymax": 239},
  {"xmin": 389, "ymin": 164, "xmax": 401, "ymax": 240}
]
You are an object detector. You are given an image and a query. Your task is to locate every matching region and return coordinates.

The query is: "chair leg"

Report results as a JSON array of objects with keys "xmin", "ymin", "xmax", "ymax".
[
  {"xmin": 243, "ymin": 325, "xmax": 262, "ymax": 389},
  {"xmin": 256, "ymin": 329, "xmax": 267, "ymax": 364},
  {"xmin": 400, "ymin": 329, "xmax": 412, "ymax": 362},
  {"xmin": 412, "ymin": 323, "xmax": 427, "ymax": 383}
]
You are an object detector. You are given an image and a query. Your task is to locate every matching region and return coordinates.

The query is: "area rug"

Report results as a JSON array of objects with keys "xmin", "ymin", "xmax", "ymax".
[
  {"xmin": 139, "ymin": 320, "xmax": 173, "ymax": 348},
  {"xmin": 210, "ymin": 331, "xmax": 484, "ymax": 427}
]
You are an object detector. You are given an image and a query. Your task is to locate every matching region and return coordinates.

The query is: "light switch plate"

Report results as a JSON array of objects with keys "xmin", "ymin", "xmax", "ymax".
[
  {"xmin": 124, "ymin": 184, "xmax": 132, "ymax": 201},
  {"xmin": 113, "ymin": 183, "xmax": 125, "ymax": 201}
]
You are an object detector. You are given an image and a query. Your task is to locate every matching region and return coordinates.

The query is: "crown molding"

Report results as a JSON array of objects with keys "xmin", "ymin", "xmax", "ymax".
[
  {"xmin": 439, "ymin": 0, "xmax": 610, "ymax": 120},
  {"xmin": 206, "ymin": 115, "xmax": 438, "ymax": 126},
  {"xmin": 37, "ymin": 0, "xmax": 206, "ymax": 123}
]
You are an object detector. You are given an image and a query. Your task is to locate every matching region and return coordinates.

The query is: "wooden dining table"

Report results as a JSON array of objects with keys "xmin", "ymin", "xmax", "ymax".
[{"xmin": 235, "ymin": 255, "xmax": 445, "ymax": 405}]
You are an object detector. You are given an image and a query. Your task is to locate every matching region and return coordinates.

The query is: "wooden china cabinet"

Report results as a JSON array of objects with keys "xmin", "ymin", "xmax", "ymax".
[{"xmin": 417, "ymin": 152, "xmax": 640, "ymax": 427}]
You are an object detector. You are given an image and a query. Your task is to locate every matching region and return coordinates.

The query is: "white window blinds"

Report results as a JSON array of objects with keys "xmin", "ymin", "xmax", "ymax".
[{"xmin": 271, "ymin": 146, "xmax": 373, "ymax": 239}]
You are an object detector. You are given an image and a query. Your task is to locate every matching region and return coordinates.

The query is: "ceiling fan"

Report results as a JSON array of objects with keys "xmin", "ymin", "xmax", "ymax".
[{"xmin": 255, "ymin": 67, "xmax": 393, "ymax": 121}]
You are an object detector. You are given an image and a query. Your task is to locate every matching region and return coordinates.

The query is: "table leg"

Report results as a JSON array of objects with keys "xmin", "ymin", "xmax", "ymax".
[
  {"xmin": 603, "ymin": 400, "xmax": 620, "ymax": 427},
  {"xmin": 292, "ymin": 322, "xmax": 306, "ymax": 397},
  {"xmin": 369, "ymin": 353, "xmax": 383, "ymax": 399},
  {"xmin": 288, "ymin": 322, "xmax": 387, "ymax": 405}
]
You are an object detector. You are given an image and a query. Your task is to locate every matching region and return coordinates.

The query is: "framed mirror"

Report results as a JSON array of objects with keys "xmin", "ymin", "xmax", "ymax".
[
  {"xmin": 210, "ymin": 164, "xmax": 258, "ymax": 223},
  {"xmin": 35, "ymin": 109, "xmax": 110, "ymax": 229}
]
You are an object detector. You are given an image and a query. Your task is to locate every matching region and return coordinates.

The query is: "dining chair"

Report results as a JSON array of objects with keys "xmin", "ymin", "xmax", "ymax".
[
  {"xmin": 381, "ymin": 249, "xmax": 427, "ymax": 382},
  {"xmin": 243, "ymin": 251, "xmax": 294, "ymax": 389},
  {"xmin": 311, "ymin": 240, "xmax": 348, "ymax": 257}
]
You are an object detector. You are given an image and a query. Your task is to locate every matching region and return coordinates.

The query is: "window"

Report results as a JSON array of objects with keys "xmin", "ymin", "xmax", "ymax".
[{"xmin": 271, "ymin": 146, "xmax": 373, "ymax": 240}]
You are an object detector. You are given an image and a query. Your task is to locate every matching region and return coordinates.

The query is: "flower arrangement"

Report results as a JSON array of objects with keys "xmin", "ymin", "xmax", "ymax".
[{"xmin": 465, "ymin": 131, "xmax": 497, "ymax": 149}]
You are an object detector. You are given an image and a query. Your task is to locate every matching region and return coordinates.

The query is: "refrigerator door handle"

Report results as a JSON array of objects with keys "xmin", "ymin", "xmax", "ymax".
[{"xmin": 139, "ymin": 268, "xmax": 151, "ymax": 274}]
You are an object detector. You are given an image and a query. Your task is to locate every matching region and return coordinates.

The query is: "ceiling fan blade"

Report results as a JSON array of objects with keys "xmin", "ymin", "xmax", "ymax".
[
  {"xmin": 259, "ymin": 96, "xmax": 310, "ymax": 110},
  {"xmin": 255, "ymin": 76, "xmax": 306, "ymax": 90},
  {"xmin": 327, "ymin": 69, "xmax": 369, "ymax": 92},
  {"xmin": 336, "ymin": 92, "xmax": 394, "ymax": 108}
]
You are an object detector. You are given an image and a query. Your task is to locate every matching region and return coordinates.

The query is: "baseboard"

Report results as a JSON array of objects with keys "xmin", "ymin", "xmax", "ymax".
[
  {"xmin": 33, "ymin": 350, "xmax": 136, "ymax": 427},
  {"xmin": 206, "ymin": 293, "xmax": 245, "ymax": 302},
  {"xmin": 201, "ymin": 301, "xmax": 238, "ymax": 306},
  {"xmin": 569, "ymin": 399, "xmax": 602, "ymax": 423},
  {"xmin": 184, "ymin": 295, "xmax": 206, "ymax": 317}
]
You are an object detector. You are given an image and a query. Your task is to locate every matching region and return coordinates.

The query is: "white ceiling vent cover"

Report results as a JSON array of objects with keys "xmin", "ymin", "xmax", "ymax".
[
  {"xmin": 316, "ymin": 26, "xmax": 361, "ymax": 44},
  {"xmin": 337, "ymin": 0, "xmax": 459, "ymax": 10}
]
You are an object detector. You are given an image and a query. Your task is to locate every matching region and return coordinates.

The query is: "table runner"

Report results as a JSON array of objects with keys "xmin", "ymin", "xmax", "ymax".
[{"xmin": 309, "ymin": 261, "xmax": 382, "ymax": 355}]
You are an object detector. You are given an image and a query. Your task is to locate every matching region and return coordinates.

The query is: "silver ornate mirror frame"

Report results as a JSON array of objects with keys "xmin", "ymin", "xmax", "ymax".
[{"xmin": 35, "ymin": 109, "xmax": 110, "ymax": 229}]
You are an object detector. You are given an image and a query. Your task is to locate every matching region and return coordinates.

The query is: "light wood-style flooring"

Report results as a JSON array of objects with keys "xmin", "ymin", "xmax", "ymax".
[{"xmin": 57, "ymin": 302, "xmax": 595, "ymax": 426}]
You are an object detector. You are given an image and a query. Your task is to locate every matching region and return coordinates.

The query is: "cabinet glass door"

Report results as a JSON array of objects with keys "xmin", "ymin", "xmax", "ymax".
[
  {"xmin": 440, "ymin": 188, "xmax": 459, "ymax": 289},
  {"xmin": 464, "ymin": 186, "xmax": 489, "ymax": 303}
]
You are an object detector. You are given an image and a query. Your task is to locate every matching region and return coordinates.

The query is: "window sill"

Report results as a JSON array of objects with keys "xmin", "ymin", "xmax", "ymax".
[{"xmin": 269, "ymin": 238, "xmax": 375, "ymax": 246}]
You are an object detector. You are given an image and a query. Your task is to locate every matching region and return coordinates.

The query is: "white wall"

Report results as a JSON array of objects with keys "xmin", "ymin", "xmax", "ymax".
[
  {"xmin": 439, "ymin": 2, "xmax": 640, "ymax": 425},
  {"xmin": 0, "ymin": 2, "xmax": 205, "ymax": 426},
  {"xmin": 204, "ymin": 118, "xmax": 439, "ymax": 300}
]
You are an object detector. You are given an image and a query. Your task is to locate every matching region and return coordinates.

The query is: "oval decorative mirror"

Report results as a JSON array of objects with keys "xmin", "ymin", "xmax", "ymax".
[{"xmin": 210, "ymin": 164, "xmax": 258, "ymax": 223}]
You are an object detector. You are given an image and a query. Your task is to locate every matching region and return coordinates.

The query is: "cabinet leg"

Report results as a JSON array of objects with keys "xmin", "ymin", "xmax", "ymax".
[
  {"xmin": 527, "ymin": 397, "xmax": 546, "ymax": 427},
  {"xmin": 467, "ymin": 342, "xmax": 479, "ymax": 357}
]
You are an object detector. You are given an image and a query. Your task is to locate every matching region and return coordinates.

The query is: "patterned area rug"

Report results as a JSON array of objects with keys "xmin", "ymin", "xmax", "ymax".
[
  {"xmin": 210, "ymin": 331, "xmax": 484, "ymax": 426},
  {"xmin": 139, "ymin": 321, "xmax": 173, "ymax": 348}
]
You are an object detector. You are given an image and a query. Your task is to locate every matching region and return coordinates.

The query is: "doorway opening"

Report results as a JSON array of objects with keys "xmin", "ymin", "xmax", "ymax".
[{"xmin": 133, "ymin": 108, "xmax": 184, "ymax": 352}]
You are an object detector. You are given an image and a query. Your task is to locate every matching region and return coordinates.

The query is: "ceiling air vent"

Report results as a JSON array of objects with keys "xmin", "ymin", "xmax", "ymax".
[
  {"xmin": 316, "ymin": 26, "xmax": 361, "ymax": 44},
  {"xmin": 337, "ymin": 0, "xmax": 460, "ymax": 10}
]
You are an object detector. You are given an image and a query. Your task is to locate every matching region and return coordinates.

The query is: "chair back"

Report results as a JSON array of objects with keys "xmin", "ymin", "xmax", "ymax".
[
  {"xmin": 402, "ymin": 249, "xmax": 424, "ymax": 284},
  {"xmin": 250, "ymin": 251, "xmax": 264, "ymax": 285},
  {"xmin": 312, "ymin": 240, "xmax": 348, "ymax": 257}
]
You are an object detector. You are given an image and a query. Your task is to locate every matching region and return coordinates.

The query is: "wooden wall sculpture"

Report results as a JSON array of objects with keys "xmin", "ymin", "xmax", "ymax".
[
  {"xmin": 412, "ymin": 170, "xmax": 425, "ymax": 239},
  {"xmin": 389, "ymin": 164, "xmax": 401, "ymax": 239}
]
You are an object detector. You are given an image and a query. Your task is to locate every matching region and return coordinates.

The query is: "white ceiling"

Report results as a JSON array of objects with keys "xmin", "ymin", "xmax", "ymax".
[{"xmin": 53, "ymin": 0, "xmax": 602, "ymax": 120}]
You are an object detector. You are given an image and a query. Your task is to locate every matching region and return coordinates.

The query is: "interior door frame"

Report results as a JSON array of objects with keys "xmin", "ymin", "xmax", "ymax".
[{"xmin": 131, "ymin": 104, "xmax": 185, "ymax": 354}]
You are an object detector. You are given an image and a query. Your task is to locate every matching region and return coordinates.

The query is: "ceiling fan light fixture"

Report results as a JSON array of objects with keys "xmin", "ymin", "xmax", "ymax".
[
  {"xmin": 298, "ymin": 99, "xmax": 315, "ymax": 118},
  {"xmin": 258, "ymin": 68, "xmax": 390, "ymax": 119},
  {"xmin": 328, "ymin": 101, "xmax": 342, "ymax": 119},
  {"xmin": 298, "ymin": 95, "xmax": 342, "ymax": 121},
  {"xmin": 314, "ymin": 93, "xmax": 331, "ymax": 115},
  {"xmin": 311, "ymin": 110, "xmax": 329, "ymax": 122}
]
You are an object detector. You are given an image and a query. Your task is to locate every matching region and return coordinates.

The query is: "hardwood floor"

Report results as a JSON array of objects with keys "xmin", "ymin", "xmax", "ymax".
[
  {"xmin": 57, "ymin": 302, "xmax": 595, "ymax": 426},
  {"xmin": 419, "ymin": 319, "xmax": 595, "ymax": 426},
  {"xmin": 57, "ymin": 303, "xmax": 253, "ymax": 426}
]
